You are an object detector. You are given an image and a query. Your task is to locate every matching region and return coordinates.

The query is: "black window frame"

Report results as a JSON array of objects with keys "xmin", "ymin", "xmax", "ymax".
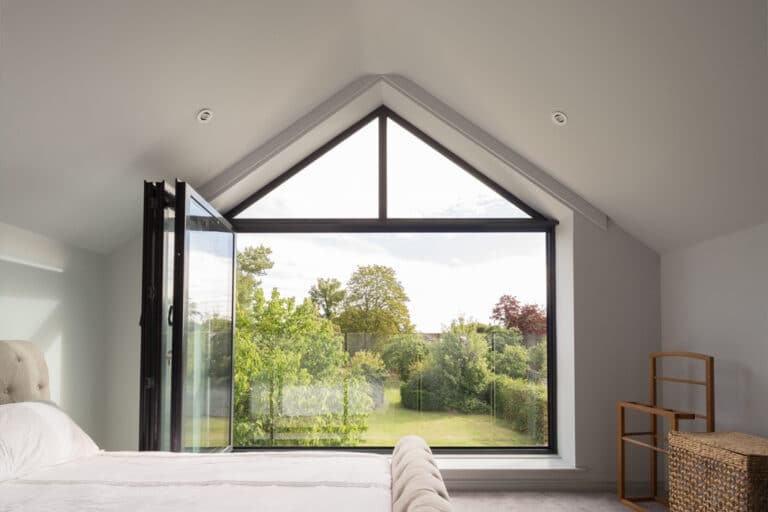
[{"xmin": 227, "ymin": 105, "xmax": 558, "ymax": 455}]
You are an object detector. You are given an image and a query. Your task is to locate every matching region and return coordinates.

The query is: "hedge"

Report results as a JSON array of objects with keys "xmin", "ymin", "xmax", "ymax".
[
  {"xmin": 491, "ymin": 375, "xmax": 548, "ymax": 444},
  {"xmin": 400, "ymin": 382, "xmax": 444, "ymax": 411}
]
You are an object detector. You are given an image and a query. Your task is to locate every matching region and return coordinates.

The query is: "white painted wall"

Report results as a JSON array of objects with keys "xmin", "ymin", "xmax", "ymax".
[
  {"xmin": 0, "ymin": 221, "xmax": 107, "ymax": 445},
  {"xmin": 661, "ymin": 221, "xmax": 768, "ymax": 437},
  {"xmin": 571, "ymin": 214, "xmax": 660, "ymax": 486},
  {"xmin": 103, "ymin": 237, "xmax": 142, "ymax": 450}
]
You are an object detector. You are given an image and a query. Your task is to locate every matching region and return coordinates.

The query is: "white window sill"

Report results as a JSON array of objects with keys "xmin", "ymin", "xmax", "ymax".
[
  {"xmin": 434, "ymin": 454, "xmax": 580, "ymax": 472},
  {"xmin": 432, "ymin": 455, "xmax": 587, "ymax": 491}
]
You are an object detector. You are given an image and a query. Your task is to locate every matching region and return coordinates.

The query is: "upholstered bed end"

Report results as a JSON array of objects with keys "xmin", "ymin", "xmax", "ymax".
[
  {"xmin": 0, "ymin": 340, "xmax": 51, "ymax": 405},
  {"xmin": 391, "ymin": 435, "xmax": 453, "ymax": 512}
]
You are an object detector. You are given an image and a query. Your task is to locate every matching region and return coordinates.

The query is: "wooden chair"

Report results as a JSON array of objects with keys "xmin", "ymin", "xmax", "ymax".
[{"xmin": 617, "ymin": 352, "xmax": 715, "ymax": 511}]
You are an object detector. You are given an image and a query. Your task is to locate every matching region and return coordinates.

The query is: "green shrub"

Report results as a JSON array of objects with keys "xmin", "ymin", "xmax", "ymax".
[
  {"xmin": 401, "ymin": 324, "xmax": 491, "ymax": 413},
  {"xmin": 350, "ymin": 350, "xmax": 388, "ymax": 382},
  {"xmin": 491, "ymin": 375, "xmax": 548, "ymax": 444},
  {"xmin": 400, "ymin": 381, "xmax": 417, "ymax": 409},
  {"xmin": 400, "ymin": 356, "xmax": 450, "ymax": 411},
  {"xmin": 494, "ymin": 344, "xmax": 530, "ymax": 379},
  {"xmin": 400, "ymin": 330, "xmax": 492, "ymax": 414},
  {"xmin": 400, "ymin": 381, "xmax": 444, "ymax": 411},
  {"xmin": 528, "ymin": 339, "xmax": 547, "ymax": 383},
  {"xmin": 350, "ymin": 350, "xmax": 388, "ymax": 408},
  {"xmin": 452, "ymin": 396, "xmax": 491, "ymax": 414},
  {"xmin": 431, "ymin": 331, "xmax": 491, "ymax": 400},
  {"xmin": 400, "ymin": 378, "xmax": 490, "ymax": 414},
  {"xmin": 381, "ymin": 334, "xmax": 429, "ymax": 381}
]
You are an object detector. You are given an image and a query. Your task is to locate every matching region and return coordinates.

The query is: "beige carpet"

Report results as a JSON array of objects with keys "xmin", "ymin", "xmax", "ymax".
[{"xmin": 450, "ymin": 491, "xmax": 667, "ymax": 511}]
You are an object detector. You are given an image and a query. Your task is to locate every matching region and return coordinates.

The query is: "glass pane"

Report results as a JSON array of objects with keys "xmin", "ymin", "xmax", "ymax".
[
  {"xmin": 235, "ymin": 119, "xmax": 379, "ymax": 219},
  {"xmin": 234, "ymin": 233, "xmax": 548, "ymax": 448},
  {"xmin": 182, "ymin": 198, "xmax": 234, "ymax": 451},
  {"xmin": 159, "ymin": 206, "xmax": 174, "ymax": 451},
  {"xmin": 387, "ymin": 119, "xmax": 530, "ymax": 218}
]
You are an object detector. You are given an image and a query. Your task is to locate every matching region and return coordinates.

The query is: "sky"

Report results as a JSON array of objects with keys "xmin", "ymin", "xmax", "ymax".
[
  {"xmin": 187, "ymin": 197, "xmax": 234, "ymax": 320},
  {"xmin": 238, "ymin": 232, "xmax": 546, "ymax": 333}
]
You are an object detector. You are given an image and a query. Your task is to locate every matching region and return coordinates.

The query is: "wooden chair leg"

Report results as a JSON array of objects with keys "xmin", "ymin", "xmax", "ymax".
[
  {"xmin": 650, "ymin": 357, "xmax": 657, "ymax": 499},
  {"xmin": 650, "ymin": 417, "xmax": 657, "ymax": 498},
  {"xmin": 618, "ymin": 403, "xmax": 625, "ymax": 500}
]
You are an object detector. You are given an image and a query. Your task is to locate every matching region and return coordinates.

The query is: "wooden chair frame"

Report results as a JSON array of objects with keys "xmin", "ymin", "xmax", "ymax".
[{"xmin": 617, "ymin": 352, "xmax": 715, "ymax": 511}]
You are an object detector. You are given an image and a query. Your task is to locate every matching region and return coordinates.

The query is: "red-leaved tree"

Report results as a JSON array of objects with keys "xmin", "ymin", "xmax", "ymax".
[{"xmin": 491, "ymin": 295, "xmax": 547, "ymax": 336}]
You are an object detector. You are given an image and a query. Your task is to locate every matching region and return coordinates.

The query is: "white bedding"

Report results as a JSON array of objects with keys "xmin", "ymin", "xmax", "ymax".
[{"xmin": 0, "ymin": 451, "xmax": 392, "ymax": 512}]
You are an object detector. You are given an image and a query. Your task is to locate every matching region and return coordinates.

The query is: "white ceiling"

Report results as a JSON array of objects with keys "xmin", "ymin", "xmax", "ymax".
[{"xmin": 1, "ymin": 0, "xmax": 766, "ymax": 254}]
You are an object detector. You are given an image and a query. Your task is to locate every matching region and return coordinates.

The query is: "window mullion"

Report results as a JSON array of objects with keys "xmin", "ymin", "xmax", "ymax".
[{"xmin": 378, "ymin": 113, "xmax": 387, "ymax": 221}]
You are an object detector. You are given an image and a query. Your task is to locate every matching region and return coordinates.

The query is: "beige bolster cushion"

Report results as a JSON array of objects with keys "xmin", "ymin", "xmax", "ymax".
[
  {"xmin": 391, "ymin": 435, "xmax": 452, "ymax": 512},
  {"xmin": 398, "ymin": 492, "xmax": 453, "ymax": 512}
]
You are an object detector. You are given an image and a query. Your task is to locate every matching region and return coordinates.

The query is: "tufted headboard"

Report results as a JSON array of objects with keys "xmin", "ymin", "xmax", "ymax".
[{"xmin": 0, "ymin": 340, "xmax": 51, "ymax": 405}]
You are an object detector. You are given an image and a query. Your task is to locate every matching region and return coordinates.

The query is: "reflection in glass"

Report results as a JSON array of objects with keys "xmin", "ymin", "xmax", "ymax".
[
  {"xmin": 182, "ymin": 199, "xmax": 234, "ymax": 451},
  {"xmin": 235, "ymin": 119, "xmax": 379, "ymax": 219},
  {"xmin": 387, "ymin": 119, "xmax": 530, "ymax": 218}
]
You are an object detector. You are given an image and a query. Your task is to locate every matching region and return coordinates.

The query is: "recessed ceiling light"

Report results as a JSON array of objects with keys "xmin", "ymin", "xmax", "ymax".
[
  {"xmin": 196, "ymin": 108, "xmax": 213, "ymax": 123},
  {"xmin": 551, "ymin": 111, "xmax": 567, "ymax": 126}
]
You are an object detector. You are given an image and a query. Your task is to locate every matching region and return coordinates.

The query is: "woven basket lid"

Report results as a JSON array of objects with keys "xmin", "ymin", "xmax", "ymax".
[{"xmin": 674, "ymin": 431, "xmax": 768, "ymax": 457}]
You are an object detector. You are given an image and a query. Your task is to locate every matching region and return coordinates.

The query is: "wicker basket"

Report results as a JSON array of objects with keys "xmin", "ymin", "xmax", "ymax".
[{"xmin": 669, "ymin": 431, "xmax": 768, "ymax": 512}]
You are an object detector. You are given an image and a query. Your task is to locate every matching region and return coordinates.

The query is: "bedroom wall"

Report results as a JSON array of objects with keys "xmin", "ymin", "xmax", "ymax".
[
  {"xmin": 570, "ymin": 214, "xmax": 661, "ymax": 487},
  {"xmin": 661, "ymin": 220, "xmax": 768, "ymax": 437},
  {"xmin": 103, "ymin": 236, "xmax": 142, "ymax": 450},
  {"xmin": 0, "ymin": 221, "xmax": 107, "ymax": 445}
]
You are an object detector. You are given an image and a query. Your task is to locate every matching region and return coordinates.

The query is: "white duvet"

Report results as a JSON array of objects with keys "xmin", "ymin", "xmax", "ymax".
[{"xmin": 0, "ymin": 451, "xmax": 392, "ymax": 512}]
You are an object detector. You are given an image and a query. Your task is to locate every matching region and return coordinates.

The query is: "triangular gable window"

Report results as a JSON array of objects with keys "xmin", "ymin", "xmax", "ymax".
[
  {"xmin": 235, "ymin": 118, "xmax": 379, "ymax": 219},
  {"xmin": 386, "ymin": 118, "xmax": 529, "ymax": 219},
  {"xmin": 229, "ymin": 106, "xmax": 550, "ymax": 226}
]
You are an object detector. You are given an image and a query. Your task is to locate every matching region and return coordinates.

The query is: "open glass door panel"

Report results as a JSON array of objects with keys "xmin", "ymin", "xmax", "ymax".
[
  {"xmin": 171, "ymin": 181, "xmax": 235, "ymax": 452},
  {"xmin": 140, "ymin": 180, "xmax": 235, "ymax": 452}
]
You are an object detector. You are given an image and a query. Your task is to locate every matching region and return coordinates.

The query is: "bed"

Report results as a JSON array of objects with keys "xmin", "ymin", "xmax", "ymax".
[{"xmin": 0, "ymin": 340, "xmax": 452, "ymax": 511}]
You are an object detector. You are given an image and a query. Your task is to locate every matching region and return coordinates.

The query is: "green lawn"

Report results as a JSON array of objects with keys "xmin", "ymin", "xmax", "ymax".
[
  {"xmin": 360, "ymin": 381, "xmax": 535, "ymax": 447},
  {"xmin": 184, "ymin": 416, "xmax": 230, "ymax": 449}
]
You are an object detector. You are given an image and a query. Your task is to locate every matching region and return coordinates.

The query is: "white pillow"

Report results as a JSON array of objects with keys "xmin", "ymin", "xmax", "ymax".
[{"xmin": 0, "ymin": 401, "xmax": 99, "ymax": 481}]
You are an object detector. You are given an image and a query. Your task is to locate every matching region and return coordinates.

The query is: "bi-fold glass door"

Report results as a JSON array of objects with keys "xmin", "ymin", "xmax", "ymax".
[{"xmin": 140, "ymin": 180, "xmax": 235, "ymax": 452}]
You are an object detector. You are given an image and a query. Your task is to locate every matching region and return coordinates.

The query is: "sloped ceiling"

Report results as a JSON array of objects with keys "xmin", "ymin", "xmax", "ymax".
[{"xmin": 0, "ymin": 0, "xmax": 766, "ymax": 254}]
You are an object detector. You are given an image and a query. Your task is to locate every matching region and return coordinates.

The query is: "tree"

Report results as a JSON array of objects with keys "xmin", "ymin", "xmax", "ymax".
[
  {"xmin": 237, "ymin": 245, "xmax": 274, "ymax": 315},
  {"xmin": 337, "ymin": 265, "xmax": 413, "ymax": 335},
  {"xmin": 238, "ymin": 245, "xmax": 274, "ymax": 276},
  {"xmin": 485, "ymin": 325, "xmax": 523, "ymax": 353},
  {"xmin": 233, "ymin": 247, "xmax": 371, "ymax": 447},
  {"xmin": 338, "ymin": 265, "xmax": 413, "ymax": 334},
  {"xmin": 234, "ymin": 285, "xmax": 370, "ymax": 447},
  {"xmin": 491, "ymin": 295, "xmax": 547, "ymax": 336},
  {"xmin": 309, "ymin": 278, "xmax": 346, "ymax": 320}
]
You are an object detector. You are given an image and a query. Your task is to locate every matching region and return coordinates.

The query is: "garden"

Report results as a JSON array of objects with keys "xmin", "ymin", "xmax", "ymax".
[{"xmin": 232, "ymin": 244, "xmax": 548, "ymax": 448}]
